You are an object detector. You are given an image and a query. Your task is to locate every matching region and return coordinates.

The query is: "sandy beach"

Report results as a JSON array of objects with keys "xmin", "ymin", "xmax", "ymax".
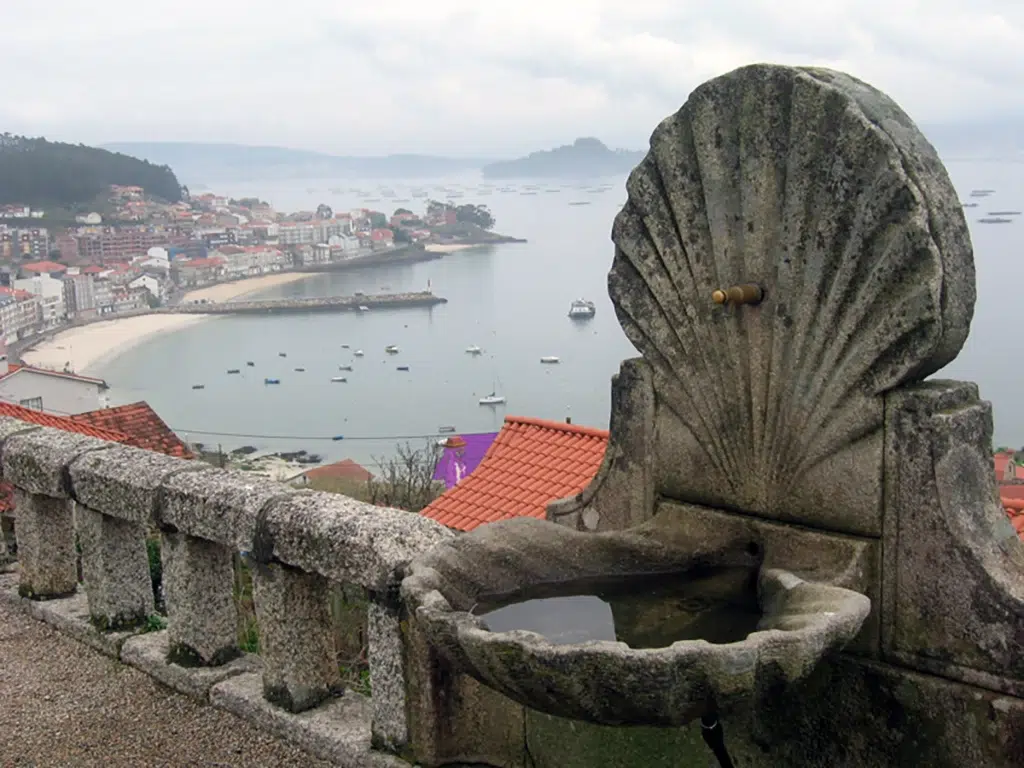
[
  {"xmin": 21, "ymin": 271, "xmax": 317, "ymax": 375},
  {"xmin": 22, "ymin": 314, "xmax": 212, "ymax": 374},
  {"xmin": 181, "ymin": 271, "xmax": 313, "ymax": 303},
  {"xmin": 424, "ymin": 243, "xmax": 479, "ymax": 254}
]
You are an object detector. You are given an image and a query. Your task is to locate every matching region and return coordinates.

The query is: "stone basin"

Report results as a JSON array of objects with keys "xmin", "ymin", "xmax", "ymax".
[{"xmin": 401, "ymin": 517, "xmax": 871, "ymax": 726}]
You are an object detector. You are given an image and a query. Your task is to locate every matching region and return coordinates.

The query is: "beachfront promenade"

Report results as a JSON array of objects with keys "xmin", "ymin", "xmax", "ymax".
[{"xmin": 167, "ymin": 290, "xmax": 447, "ymax": 315}]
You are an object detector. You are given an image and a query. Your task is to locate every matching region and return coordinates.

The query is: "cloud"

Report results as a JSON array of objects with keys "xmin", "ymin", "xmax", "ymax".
[{"xmin": 1, "ymin": 0, "xmax": 1021, "ymax": 155}]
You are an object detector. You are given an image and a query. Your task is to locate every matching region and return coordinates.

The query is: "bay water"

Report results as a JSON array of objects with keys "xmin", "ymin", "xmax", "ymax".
[{"xmin": 94, "ymin": 160, "xmax": 1023, "ymax": 469}]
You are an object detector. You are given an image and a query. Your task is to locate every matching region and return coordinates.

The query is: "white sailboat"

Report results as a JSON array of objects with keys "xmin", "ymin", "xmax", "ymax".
[{"xmin": 479, "ymin": 392, "xmax": 506, "ymax": 406}]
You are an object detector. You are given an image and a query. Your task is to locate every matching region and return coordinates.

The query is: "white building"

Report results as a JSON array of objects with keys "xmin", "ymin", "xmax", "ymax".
[
  {"xmin": 128, "ymin": 274, "xmax": 162, "ymax": 302},
  {"xmin": 0, "ymin": 364, "xmax": 108, "ymax": 413},
  {"xmin": 13, "ymin": 274, "xmax": 66, "ymax": 328}
]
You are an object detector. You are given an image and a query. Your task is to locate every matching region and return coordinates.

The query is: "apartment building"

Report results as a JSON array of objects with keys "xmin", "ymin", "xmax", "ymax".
[
  {"xmin": 76, "ymin": 229, "xmax": 172, "ymax": 261},
  {"xmin": 13, "ymin": 273, "xmax": 67, "ymax": 328},
  {"xmin": 0, "ymin": 288, "xmax": 41, "ymax": 341},
  {"xmin": 0, "ymin": 228, "xmax": 50, "ymax": 260}
]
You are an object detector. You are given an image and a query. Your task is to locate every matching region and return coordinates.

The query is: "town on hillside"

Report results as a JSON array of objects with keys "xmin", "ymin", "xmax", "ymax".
[{"xmin": 0, "ymin": 185, "xmax": 511, "ymax": 346}]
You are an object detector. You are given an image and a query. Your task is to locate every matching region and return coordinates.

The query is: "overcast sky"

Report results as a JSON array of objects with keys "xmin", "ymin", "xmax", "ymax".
[{"xmin": 2, "ymin": 0, "xmax": 1022, "ymax": 156}]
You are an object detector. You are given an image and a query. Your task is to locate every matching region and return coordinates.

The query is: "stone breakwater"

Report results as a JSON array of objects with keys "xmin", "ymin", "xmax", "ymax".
[{"xmin": 166, "ymin": 291, "xmax": 447, "ymax": 315}]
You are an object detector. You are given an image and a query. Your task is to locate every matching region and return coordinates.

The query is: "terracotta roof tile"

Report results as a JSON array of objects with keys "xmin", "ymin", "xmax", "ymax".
[
  {"xmin": 302, "ymin": 459, "xmax": 373, "ymax": 483},
  {"xmin": 420, "ymin": 415, "xmax": 608, "ymax": 532},
  {"xmin": 70, "ymin": 401, "xmax": 192, "ymax": 458}
]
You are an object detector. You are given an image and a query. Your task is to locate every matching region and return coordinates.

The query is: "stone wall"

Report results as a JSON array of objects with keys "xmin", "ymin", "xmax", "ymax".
[{"xmin": 0, "ymin": 415, "xmax": 452, "ymax": 765}]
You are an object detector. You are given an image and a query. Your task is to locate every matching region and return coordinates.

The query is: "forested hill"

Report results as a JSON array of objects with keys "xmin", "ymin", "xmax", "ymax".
[{"xmin": 0, "ymin": 134, "xmax": 182, "ymax": 206}]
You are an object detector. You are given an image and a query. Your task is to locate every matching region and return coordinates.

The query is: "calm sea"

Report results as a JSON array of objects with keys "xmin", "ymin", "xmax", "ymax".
[{"xmin": 95, "ymin": 160, "xmax": 1023, "ymax": 468}]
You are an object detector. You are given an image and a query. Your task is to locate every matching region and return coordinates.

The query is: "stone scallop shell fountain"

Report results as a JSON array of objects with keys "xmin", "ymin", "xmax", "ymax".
[{"xmin": 402, "ymin": 63, "xmax": 974, "ymax": 730}]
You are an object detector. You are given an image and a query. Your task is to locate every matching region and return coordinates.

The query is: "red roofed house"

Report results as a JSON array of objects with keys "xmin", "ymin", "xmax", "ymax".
[
  {"xmin": 291, "ymin": 459, "xmax": 374, "ymax": 487},
  {"xmin": 20, "ymin": 260, "xmax": 67, "ymax": 277},
  {"xmin": 995, "ymin": 451, "xmax": 1024, "ymax": 542},
  {"xmin": 420, "ymin": 416, "xmax": 609, "ymax": 532},
  {"xmin": 370, "ymin": 228, "xmax": 394, "ymax": 247},
  {"xmin": 71, "ymin": 401, "xmax": 192, "ymax": 458},
  {"xmin": 0, "ymin": 363, "xmax": 109, "ymax": 415}
]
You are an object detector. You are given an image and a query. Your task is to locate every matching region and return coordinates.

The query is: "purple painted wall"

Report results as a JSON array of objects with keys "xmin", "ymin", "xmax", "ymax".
[{"xmin": 433, "ymin": 432, "xmax": 499, "ymax": 489}]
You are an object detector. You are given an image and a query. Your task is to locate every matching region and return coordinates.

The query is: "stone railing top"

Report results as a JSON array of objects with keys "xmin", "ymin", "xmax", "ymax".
[{"xmin": 0, "ymin": 417, "xmax": 453, "ymax": 592}]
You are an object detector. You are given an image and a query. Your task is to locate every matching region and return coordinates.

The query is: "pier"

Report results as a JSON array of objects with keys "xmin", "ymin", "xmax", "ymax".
[{"xmin": 165, "ymin": 291, "xmax": 447, "ymax": 315}]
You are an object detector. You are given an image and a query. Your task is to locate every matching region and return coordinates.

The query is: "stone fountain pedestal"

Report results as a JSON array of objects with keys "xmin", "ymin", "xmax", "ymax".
[{"xmin": 401, "ymin": 64, "xmax": 1024, "ymax": 768}]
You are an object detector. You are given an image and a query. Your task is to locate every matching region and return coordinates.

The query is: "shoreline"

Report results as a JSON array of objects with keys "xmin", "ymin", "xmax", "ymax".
[
  {"xmin": 23, "ymin": 270, "xmax": 318, "ymax": 375},
  {"xmin": 21, "ymin": 314, "xmax": 213, "ymax": 375}
]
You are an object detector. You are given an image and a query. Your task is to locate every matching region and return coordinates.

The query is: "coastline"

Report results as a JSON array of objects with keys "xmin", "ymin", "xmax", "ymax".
[
  {"xmin": 21, "ymin": 314, "xmax": 212, "ymax": 375},
  {"xmin": 22, "ymin": 270, "xmax": 317, "ymax": 375}
]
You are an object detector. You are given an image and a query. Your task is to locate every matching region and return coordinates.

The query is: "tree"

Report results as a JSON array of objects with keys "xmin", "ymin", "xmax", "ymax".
[
  {"xmin": 455, "ymin": 203, "xmax": 495, "ymax": 229},
  {"xmin": 316, "ymin": 203, "xmax": 333, "ymax": 219},
  {"xmin": 368, "ymin": 211, "xmax": 387, "ymax": 229},
  {"xmin": 426, "ymin": 199, "xmax": 450, "ymax": 218},
  {"xmin": 394, "ymin": 207, "xmax": 413, "ymax": 216},
  {"xmin": 393, "ymin": 228, "xmax": 412, "ymax": 243}
]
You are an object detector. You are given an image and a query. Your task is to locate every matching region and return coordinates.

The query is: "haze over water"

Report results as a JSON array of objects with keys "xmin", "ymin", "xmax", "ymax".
[{"xmin": 94, "ymin": 159, "xmax": 1024, "ymax": 468}]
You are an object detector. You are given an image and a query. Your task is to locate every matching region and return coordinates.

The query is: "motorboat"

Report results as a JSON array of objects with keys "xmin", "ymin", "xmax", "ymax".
[
  {"xmin": 246, "ymin": 361, "xmax": 255, "ymax": 367},
  {"xmin": 479, "ymin": 392, "xmax": 506, "ymax": 406},
  {"xmin": 354, "ymin": 350, "xmax": 365, "ymax": 357},
  {"xmin": 438, "ymin": 426, "xmax": 456, "ymax": 433},
  {"xmin": 540, "ymin": 356, "xmax": 560, "ymax": 364},
  {"xmin": 278, "ymin": 352, "xmax": 287, "ymax": 357},
  {"xmin": 227, "ymin": 369, "xmax": 241, "ymax": 374},
  {"xmin": 331, "ymin": 376, "xmax": 347, "ymax": 383},
  {"xmin": 358, "ymin": 305, "xmax": 370, "ymax": 312},
  {"xmin": 341, "ymin": 344, "xmax": 350, "ymax": 349},
  {"xmin": 338, "ymin": 365, "xmax": 353, "ymax": 371},
  {"xmin": 264, "ymin": 378, "xmax": 280, "ymax": 385},
  {"xmin": 397, "ymin": 365, "xmax": 410, "ymax": 371},
  {"xmin": 568, "ymin": 299, "xmax": 596, "ymax": 320},
  {"xmin": 385, "ymin": 345, "xmax": 399, "ymax": 354},
  {"xmin": 294, "ymin": 367, "xmax": 305, "ymax": 372},
  {"xmin": 465, "ymin": 345, "xmax": 483, "ymax": 354},
  {"xmin": 191, "ymin": 384, "xmax": 205, "ymax": 390}
]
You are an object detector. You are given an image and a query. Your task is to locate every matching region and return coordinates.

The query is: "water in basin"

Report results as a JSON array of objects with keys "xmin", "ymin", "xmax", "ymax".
[{"xmin": 473, "ymin": 566, "xmax": 762, "ymax": 648}]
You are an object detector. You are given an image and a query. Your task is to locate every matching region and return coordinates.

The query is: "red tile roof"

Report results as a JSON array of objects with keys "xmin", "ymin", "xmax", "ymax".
[
  {"xmin": 302, "ymin": 459, "xmax": 373, "ymax": 483},
  {"xmin": 420, "ymin": 416, "xmax": 608, "ymax": 532},
  {"xmin": 0, "ymin": 402, "xmax": 127, "ymax": 441},
  {"xmin": 71, "ymin": 401, "xmax": 192, "ymax": 458},
  {"xmin": 21, "ymin": 260, "xmax": 67, "ymax": 274}
]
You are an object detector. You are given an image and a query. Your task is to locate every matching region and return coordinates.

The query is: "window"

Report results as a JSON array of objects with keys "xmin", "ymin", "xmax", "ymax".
[{"xmin": 18, "ymin": 396, "xmax": 43, "ymax": 411}]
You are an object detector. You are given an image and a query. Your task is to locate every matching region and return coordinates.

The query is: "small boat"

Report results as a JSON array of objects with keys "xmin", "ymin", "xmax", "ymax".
[
  {"xmin": 385, "ymin": 345, "xmax": 399, "ymax": 354},
  {"xmin": 397, "ymin": 365, "xmax": 410, "ymax": 371},
  {"xmin": 227, "ymin": 369, "xmax": 241, "ymax": 374},
  {"xmin": 338, "ymin": 365, "xmax": 353, "ymax": 371},
  {"xmin": 978, "ymin": 217, "xmax": 1013, "ymax": 224},
  {"xmin": 341, "ymin": 344, "xmax": 350, "ymax": 349},
  {"xmin": 331, "ymin": 376, "xmax": 347, "ymax": 383},
  {"xmin": 246, "ymin": 361, "xmax": 255, "ymax": 367},
  {"xmin": 294, "ymin": 367, "xmax": 306, "ymax": 372},
  {"xmin": 354, "ymin": 350, "xmax": 365, "ymax": 357},
  {"xmin": 568, "ymin": 299, "xmax": 596, "ymax": 320},
  {"xmin": 264, "ymin": 378, "xmax": 280, "ymax": 385},
  {"xmin": 465, "ymin": 345, "xmax": 483, "ymax": 354},
  {"xmin": 540, "ymin": 356, "xmax": 560, "ymax": 364},
  {"xmin": 479, "ymin": 392, "xmax": 506, "ymax": 406},
  {"xmin": 192, "ymin": 384, "xmax": 205, "ymax": 390},
  {"xmin": 568, "ymin": 201, "xmax": 591, "ymax": 206},
  {"xmin": 278, "ymin": 352, "xmax": 287, "ymax": 357},
  {"xmin": 358, "ymin": 305, "xmax": 370, "ymax": 312},
  {"xmin": 438, "ymin": 426, "xmax": 456, "ymax": 433}
]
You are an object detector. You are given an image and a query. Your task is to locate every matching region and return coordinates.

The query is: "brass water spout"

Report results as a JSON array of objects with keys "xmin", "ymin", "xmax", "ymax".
[{"xmin": 712, "ymin": 284, "xmax": 763, "ymax": 306}]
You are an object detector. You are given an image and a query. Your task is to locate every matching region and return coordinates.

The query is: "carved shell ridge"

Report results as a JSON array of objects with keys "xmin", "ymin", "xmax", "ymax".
[{"xmin": 608, "ymin": 64, "xmax": 974, "ymax": 509}]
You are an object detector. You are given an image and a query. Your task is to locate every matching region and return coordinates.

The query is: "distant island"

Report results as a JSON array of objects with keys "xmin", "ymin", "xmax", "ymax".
[
  {"xmin": 481, "ymin": 138, "xmax": 644, "ymax": 179},
  {"xmin": 101, "ymin": 142, "xmax": 492, "ymax": 183},
  {"xmin": 0, "ymin": 134, "xmax": 182, "ymax": 208}
]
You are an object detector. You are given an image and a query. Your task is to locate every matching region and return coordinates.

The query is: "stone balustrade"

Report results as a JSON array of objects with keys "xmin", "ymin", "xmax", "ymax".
[{"xmin": 0, "ymin": 416, "xmax": 453, "ymax": 765}]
